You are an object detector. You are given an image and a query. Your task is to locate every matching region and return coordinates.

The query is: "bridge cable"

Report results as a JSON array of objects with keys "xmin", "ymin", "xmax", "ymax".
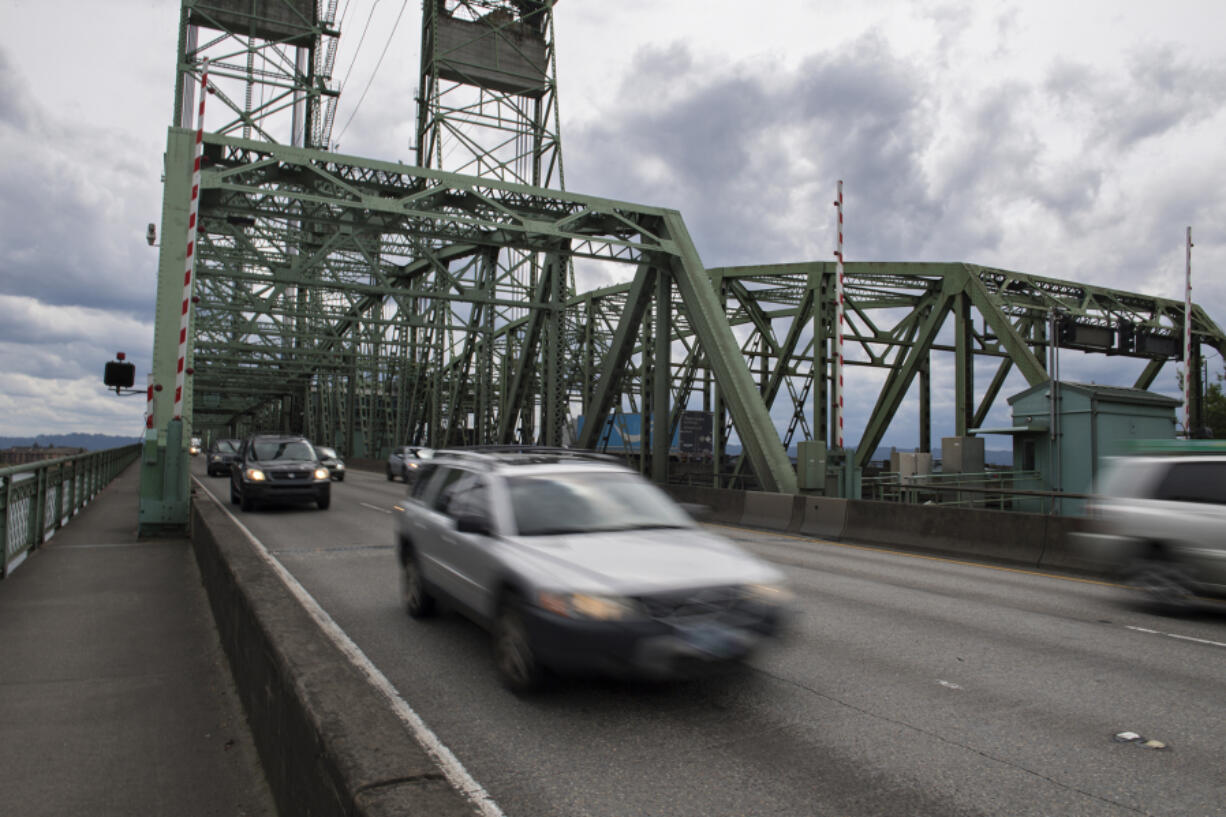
[{"xmin": 336, "ymin": 0, "xmax": 409, "ymax": 145}]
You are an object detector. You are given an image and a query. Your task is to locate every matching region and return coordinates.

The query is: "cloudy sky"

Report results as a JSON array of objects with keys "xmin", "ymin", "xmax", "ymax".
[{"xmin": 1, "ymin": 0, "xmax": 1223, "ymax": 449}]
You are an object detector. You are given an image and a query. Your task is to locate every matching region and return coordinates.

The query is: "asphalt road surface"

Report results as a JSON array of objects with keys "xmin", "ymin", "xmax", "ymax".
[{"xmin": 194, "ymin": 463, "xmax": 1226, "ymax": 817}]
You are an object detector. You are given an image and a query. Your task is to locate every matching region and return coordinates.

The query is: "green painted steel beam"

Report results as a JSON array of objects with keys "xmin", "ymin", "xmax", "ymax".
[{"xmin": 660, "ymin": 214, "xmax": 797, "ymax": 494}]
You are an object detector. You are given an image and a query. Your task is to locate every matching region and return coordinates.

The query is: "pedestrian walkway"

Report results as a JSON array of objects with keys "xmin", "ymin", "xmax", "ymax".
[{"xmin": 0, "ymin": 462, "xmax": 276, "ymax": 817}]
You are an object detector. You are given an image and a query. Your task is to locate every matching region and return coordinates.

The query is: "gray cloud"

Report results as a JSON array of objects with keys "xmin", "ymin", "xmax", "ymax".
[
  {"xmin": 0, "ymin": 57, "xmax": 159, "ymax": 319},
  {"xmin": 568, "ymin": 33, "xmax": 940, "ymax": 266}
]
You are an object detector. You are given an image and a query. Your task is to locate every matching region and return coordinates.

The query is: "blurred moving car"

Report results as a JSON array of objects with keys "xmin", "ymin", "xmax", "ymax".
[
  {"xmin": 1076, "ymin": 448, "xmax": 1226, "ymax": 608},
  {"xmin": 230, "ymin": 434, "xmax": 331, "ymax": 511},
  {"xmin": 393, "ymin": 448, "xmax": 791, "ymax": 692},
  {"xmin": 189, "ymin": 437, "xmax": 203, "ymax": 456},
  {"xmin": 206, "ymin": 438, "xmax": 241, "ymax": 477},
  {"xmin": 387, "ymin": 445, "xmax": 433, "ymax": 482},
  {"xmin": 315, "ymin": 446, "xmax": 346, "ymax": 481}
]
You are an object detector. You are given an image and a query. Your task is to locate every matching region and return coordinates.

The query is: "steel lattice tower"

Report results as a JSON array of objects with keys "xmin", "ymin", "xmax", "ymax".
[{"xmin": 401, "ymin": 0, "xmax": 573, "ymax": 447}]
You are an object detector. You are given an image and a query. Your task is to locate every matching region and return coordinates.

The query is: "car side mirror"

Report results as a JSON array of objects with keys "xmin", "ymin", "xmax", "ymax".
[
  {"xmin": 456, "ymin": 514, "xmax": 492, "ymax": 536},
  {"xmin": 679, "ymin": 503, "xmax": 712, "ymax": 522}
]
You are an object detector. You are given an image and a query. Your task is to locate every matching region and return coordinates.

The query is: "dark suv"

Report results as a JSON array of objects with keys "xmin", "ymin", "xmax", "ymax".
[
  {"xmin": 230, "ymin": 434, "xmax": 331, "ymax": 511},
  {"xmin": 206, "ymin": 438, "xmax": 241, "ymax": 477}
]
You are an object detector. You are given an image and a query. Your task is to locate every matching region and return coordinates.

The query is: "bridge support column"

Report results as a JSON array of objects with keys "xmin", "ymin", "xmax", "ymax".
[{"xmin": 138, "ymin": 419, "xmax": 190, "ymax": 537}]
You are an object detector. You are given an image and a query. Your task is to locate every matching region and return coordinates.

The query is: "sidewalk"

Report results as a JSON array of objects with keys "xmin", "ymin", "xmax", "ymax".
[{"xmin": 0, "ymin": 463, "xmax": 276, "ymax": 817}]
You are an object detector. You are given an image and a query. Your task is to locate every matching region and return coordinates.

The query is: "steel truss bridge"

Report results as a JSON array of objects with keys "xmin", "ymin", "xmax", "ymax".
[{"xmin": 138, "ymin": 0, "xmax": 1226, "ymax": 531}]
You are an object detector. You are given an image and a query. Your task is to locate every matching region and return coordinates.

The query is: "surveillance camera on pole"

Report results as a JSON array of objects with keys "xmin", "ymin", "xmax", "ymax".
[{"xmin": 146, "ymin": 223, "xmax": 157, "ymax": 246}]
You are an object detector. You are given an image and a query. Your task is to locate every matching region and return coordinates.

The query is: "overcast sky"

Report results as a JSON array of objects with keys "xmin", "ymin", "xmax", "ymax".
[{"xmin": 1, "ymin": 0, "xmax": 1223, "ymax": 448}]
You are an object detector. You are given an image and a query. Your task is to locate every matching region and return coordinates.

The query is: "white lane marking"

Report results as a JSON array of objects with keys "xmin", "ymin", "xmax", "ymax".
[
  {"xmin": 193, "ymin": 478, "xmax": 507, "ymax": 817},
  {"xmin": 1125, "ymin": 624, "xmax": 1226, "ymax": 650},
  {"xmin": 360, "ymin": 502, "xmax": 393, "ymax": 515},
  {"xmin": 937, "ymin": 680, "xmax": 963, "ymax": 691}
]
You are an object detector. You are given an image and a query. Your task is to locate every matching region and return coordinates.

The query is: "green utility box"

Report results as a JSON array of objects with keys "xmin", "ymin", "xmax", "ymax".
[
  {"xmin": 1004, "ymin": 381, "xmax": 1179, "ymax": 514},
  {"xmin": 797, "ymin": 440, "xmax": 827, "ymax": 492}
]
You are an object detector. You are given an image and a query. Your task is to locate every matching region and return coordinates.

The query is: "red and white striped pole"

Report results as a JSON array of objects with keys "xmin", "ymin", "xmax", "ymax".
[
  {"xmin": 145, "ymin": 374, "xmax": 155, "ymax": 430},
  {"xmin": 834, "ymin": 180, "xmax": 845, "ymax": 450},
  {"xmin": 1183, "ymin": 226, "xmax": 1193, "ymax": 437},
  {"xmin": 174, "ymin": 58, "xmax": 210, "ymax": 420}
]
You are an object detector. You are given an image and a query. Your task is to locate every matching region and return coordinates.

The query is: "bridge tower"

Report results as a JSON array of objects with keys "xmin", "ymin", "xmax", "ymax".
[
  {"xmin": 402, "ymin": 0, "xmax": 571, "ymax": 448},
  {"xmin": 141, "ymin": 0, "xmax": 341, "ymax": 534}
]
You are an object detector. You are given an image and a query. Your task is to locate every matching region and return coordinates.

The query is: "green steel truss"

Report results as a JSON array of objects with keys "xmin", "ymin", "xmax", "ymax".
[
  {"xmin": 655, "ymin": 261, "xmax": 1226, "ymax": 472},
  {"xmin": 144, "ymin": 1, "xmax": 1226, "ymax": 537},
  {"xmin": 173, "ymin": 0, "xmax": 341, "ymax": 146},
  {"xmin": 164, "ymin": 129, "xmax": 1225, "ymax": 491},
  {"xmin": 159, "ymin": 131, "xmax": 797, "ymax": 489},
  {"xmin": 417, "ymin": 0, "xmax": 564, "ymax": 187}
]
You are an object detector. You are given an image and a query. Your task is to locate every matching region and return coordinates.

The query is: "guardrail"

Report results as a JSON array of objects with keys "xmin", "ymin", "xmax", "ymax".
[
  {"xmin": 1, "ymin": 444, "xmax": 142, "ymax": 577},
  {"xmin": 862, "ymin": 470, "xmax": 1093, "ymax": 514}
]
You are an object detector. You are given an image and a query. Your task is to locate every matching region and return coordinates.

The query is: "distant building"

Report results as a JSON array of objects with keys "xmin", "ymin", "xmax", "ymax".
[{"xmin": 0, "ymin": 444, "xmax": 87, "ymax": 466}]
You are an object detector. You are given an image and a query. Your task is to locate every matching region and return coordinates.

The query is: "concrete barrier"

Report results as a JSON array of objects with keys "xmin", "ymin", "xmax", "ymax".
[
  {"xmin": 796, "ymin": 497, "xmax": 848, "ymax": 540},
  {"xmin": 191, "ymin": 492, "xmax": 475, "ymax": 817},
  {"xmin": 841, "ymin": 499, "xmax": 1047, "ymax": 567},
  {"xmin": 1037, "ymin": 515, "xmax": 1101, "ymax": 574},
  {"xmin": 739, "ymin": 491, "xmax": 803, "ymax": 532},
  {"xmin": 664, "ymin": 485, "xmax": 748, "ymax": 526}
]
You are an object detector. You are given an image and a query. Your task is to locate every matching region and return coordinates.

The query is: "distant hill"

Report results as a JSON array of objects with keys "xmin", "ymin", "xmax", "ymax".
[{"xmin": 0, "ymin": 433, "xmax": 140, "ymax": 452}]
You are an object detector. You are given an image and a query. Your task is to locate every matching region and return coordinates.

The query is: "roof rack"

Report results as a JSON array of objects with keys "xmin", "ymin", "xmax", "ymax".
[
  {"xmin": 430, "ymin": 445, "xmax": 621, "ymax": 466},
  {"xmin": 1122, "ymin": 438, "xmax": 1226, "ymax": 455}
]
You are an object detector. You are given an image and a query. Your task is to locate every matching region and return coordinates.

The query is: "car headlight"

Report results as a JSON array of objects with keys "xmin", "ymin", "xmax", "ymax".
[
  {"xmin": 334, "ymin": 463, "xmax": 344, "ymax": 470},
  {"xmin": 313, "ymin": 467, "xmax": 331, "ymax": 481},
  {"xmin": 743, "ymin": 583, "xmax": 793, "ymax": 605},
  {"xmin": 537, "ymin": 592, "xmax": 643, "ymax": 621},
  {"xmin": 245, "ymin": 468, "xmax": 266, "ymax": 481}
]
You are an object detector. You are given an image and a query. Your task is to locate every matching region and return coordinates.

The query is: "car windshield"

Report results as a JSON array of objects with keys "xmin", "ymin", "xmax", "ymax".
[
  {"xmin": 251, "ymin": 440, "xmax": 316, "ymax": 462},
  {"xmin": 214, "ymin": 440, "xmax": 238, "ymax": 454},
  {"xmin": 507, "ymin": 471, "xmax": 693, "ymax": 536}
]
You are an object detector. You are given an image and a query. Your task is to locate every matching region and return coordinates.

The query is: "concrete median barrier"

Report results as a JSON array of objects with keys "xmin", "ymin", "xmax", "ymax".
[
  {"xmin": 841, "ymin": 500, "xmax": 1047, "ymax": 567},
  {"xmin": 796, "ymin": 497, "xmax": 848, "ymax": 540},
  {"xmin": 1036, "ymin": 515, "xmax": 1102, "ymax": 574},
  {"xmin": 664, "ymin": 485, "xmax": 747, "ymax": 526},
  {"xmin": 191, "ymin": 493, "xmax": 476, "ymax": 817},
  {"xmin": 740, "ymin": 491, "xmax": 803, "ymax": 532}
]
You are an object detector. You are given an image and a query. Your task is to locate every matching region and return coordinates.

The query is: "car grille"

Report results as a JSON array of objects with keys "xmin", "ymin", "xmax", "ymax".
[
  {"xmin": 270, "ymin": 470, "xmax": 312, "ymax": 482},
  {"xmin": 636, "ymin": 586, "xmax": 749, "ymax": 623}
]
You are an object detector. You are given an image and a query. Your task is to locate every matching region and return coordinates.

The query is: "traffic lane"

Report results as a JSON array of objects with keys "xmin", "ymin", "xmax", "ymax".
[
  {"xmin": 192, "ymin": 463, "xmax": 409, "ymax": 556},
  {"xmin": 206, "ymin": 483, "xmax": 1226, "ymax": 817},
  {"xmin": 186, "ymin": 463, "xmax": 1221, "ymax": 814},
  {"xmin": 252, "ymin": 531, "xmax": 989, "ymax": 816},
  {"xmin": 723, "ymin": 527, "xmax": 1226, "ymax": 815}
]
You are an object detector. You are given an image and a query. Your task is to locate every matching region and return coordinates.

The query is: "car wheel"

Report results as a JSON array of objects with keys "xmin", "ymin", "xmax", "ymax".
[
  {"xmin": 230, "ymin": 481, "xmax": 240, "ymax": 505},
  {"xmin": 317, "ymin": 492, "xmax": 331, "ymax": 510},
  {"xmin": 386, "ymin": 467, "xmax": 395, "ymax": 482},
  {"xmin": 1129, "ymin": 558, "xmax": 1195, "ymax": 611},
  {"xmin": 336, "ymin": 473, "xmax": 345, "ymax": 482},
  {"xmin": 494, "ymin": 595, "xmax": 543, "ymax": 693},
  {"xmin": 240, "ymin": 491, "xmax": 255, "ymax": 512},
  {"xmin": 401, "ymin": 550, "xmax": 436, "ymax": 618}
]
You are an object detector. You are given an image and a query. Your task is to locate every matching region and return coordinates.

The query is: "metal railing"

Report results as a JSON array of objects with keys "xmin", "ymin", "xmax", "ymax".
[
  {"xmin": 1, "ymin": 444, "xmax": 141, "ymax": 577},
  {"xmin": 862, "ymin": 470, "xmax": 1090, "ymax": 514}
]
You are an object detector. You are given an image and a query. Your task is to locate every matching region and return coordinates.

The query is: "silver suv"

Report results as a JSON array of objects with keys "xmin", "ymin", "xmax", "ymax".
[
  {"xmin": 1079, "ymin": 452, "xmax": 1226, "ymax": 608},
  {"xmin": 393, "ymin": 449, "xmax": 791, "ymax": 691}
]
